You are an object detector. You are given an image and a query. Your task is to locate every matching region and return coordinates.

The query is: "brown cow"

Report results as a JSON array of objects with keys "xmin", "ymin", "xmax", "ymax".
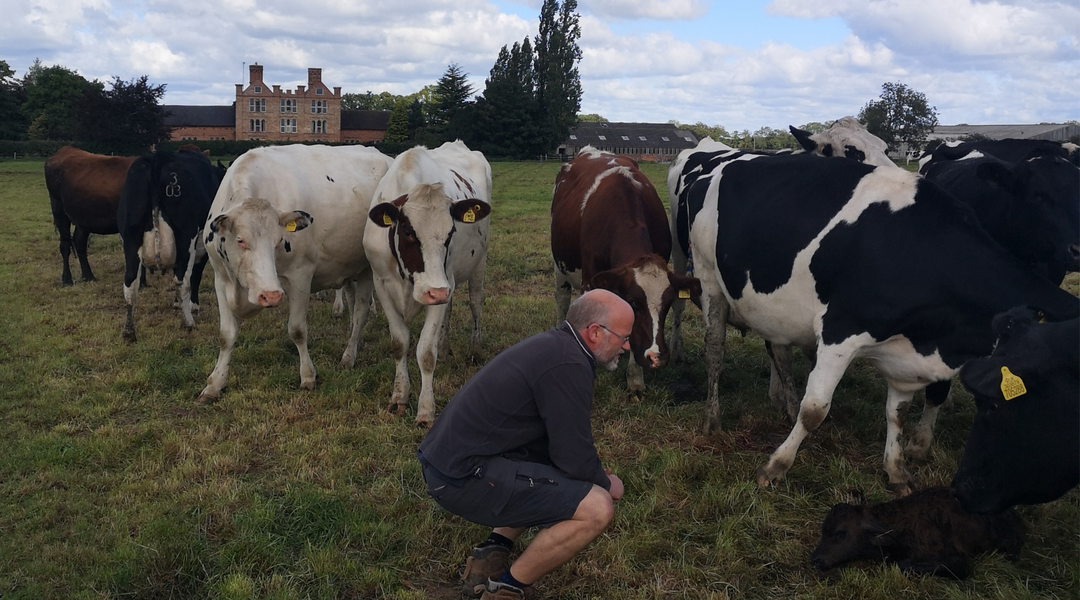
[
  {"xmin": 44, "ymin": 146, "xmax": 137, "ymax": 285},
  {"xmin": 551, "ymin": 146, "xmax": 700, "ymax": 395}
]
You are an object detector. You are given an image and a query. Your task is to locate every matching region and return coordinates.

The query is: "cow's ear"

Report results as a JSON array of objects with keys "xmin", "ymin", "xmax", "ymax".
[
  {"xmin": 976, "ymin": 162, "xmax": 1018, "ymax": 193},
  {"xmin": 280, "ymin": 210, "xmax": 313, "ymax": 232},
  {"xmin": 590, "ymin": 270, "xmax": 624, "ymax": 295},
  {"xmin": 451, "ymin": 200, "xmax": 491, "ymax": 224},
  {"xmin": 959, "ymin": 357, "xmax": 1007, "ymax": 403},
  {"xmin": 209, "ymin": 214, "xmax": 231, "ymax": 234},
  {"xmin": 369, "ymin": 203, "xmax": 401, "ymax": 228},
  {"xmin": 670, "ymin": 273, "xmax": 702, "ymax": 307},
  {"xmin": 790, "ymin": 126, "xmax": 815, "ymax": 152}
]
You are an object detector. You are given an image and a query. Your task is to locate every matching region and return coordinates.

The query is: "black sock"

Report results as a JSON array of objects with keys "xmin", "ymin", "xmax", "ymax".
[
  {"xmin": 499, "ymin": 568, "xmax": 530, "ymax": 589},
  {"xmin": 479, "ymin": 532, "xmax": 513, "ymax": 550}
]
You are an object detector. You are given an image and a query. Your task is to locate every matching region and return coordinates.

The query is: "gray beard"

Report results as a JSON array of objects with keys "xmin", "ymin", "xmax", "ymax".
[{"xmin": 601, "ymin": 356, "xmax": 620, "ymax": 372}]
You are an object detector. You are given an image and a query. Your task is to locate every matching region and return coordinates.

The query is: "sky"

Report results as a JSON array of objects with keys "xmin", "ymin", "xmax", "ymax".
[{"xmin": 3, "ymin": 0, "xmax": 1078, "ymax": 132}]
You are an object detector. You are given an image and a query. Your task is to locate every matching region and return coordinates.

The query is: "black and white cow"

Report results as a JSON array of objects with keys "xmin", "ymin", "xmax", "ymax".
[
  {"xmin": 118, "ymin": 149, "xmax": 225, "ymax": 342},
  {"xmin": 790, "ymin": 117, "xmax": 894, "ymax": 168},
  {"xmin": 364, "ymin": 141, "xmax": 492, "ymax": 426},
  {"xmin": 678, "ymin": 152, "xmax": 1078, "ymax": 492},
  {"xmin": 952, "ymin": 307, "xmax": 1079, "ymax": 515},
  {"xmin": 919, "ymin": 138, "xmax": 1080, "ymax": 174},
  {"xmin": 197, "ymin": 145, "xmax": 392, "ymax": 403}
]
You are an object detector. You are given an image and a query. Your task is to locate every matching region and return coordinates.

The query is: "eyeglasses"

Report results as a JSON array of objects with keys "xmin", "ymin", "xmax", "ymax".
[{"xmin": 595, "ymin": 323, "xmax": 630, "ymax": 345}]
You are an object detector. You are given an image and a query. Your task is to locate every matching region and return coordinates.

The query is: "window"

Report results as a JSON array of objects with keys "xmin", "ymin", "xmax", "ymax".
[
  {"xmin": 639, "ymin": 136, "xmax": 647, "ymax": 141},
  {"xmin": 254, "ymin": 86, "xmax": 262, "ymax": 93},
  {"xmin": 312, "ymin": 120, "xmax": 327, "ymax": 134},
  {"xmin": 281, "ymin": 99, "xmax": 297, "ymax": 113},
  {"xmin": 621, "ymin": 135, "xmax": 630, "ymax": 141},
  {"xmin": 598, "ymin": 135, "xmax": 607, "ymax": 141},
  {"xmin": 250, "ymin": 119, "xmax": 265, "ymax": 133},
  {"xmin": 684, "ymin": 136, "xmax": 694, "ymax": 142},
  {"xmin": 569, "ymin": 134, "xmax": 577, "ymax": 140},
  {"xmin": 249, "ymin": 98, "xmax": 266, "ymax": 112},
  {"xmin": 280, "ymin": 118, "xmax": 297, "ymax": 134},
  {"xmin": 316, "ymin": 88, "xmax": 323, "ymax": 95},
  {"xmin": 311, "ymin": 100, "xmax": 327, "ymax": 114},
  {"xmin": 662, "ymin": 136, "xmax": 670, "ymax": 141}
]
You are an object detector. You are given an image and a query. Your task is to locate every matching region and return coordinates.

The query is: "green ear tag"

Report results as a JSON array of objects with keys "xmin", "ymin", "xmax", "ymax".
[
  {"xmin": 1000, "ymin": 366, "xmax": 1027, "ymax": 401},
  {"xmin": 286, "ymin": 221, "xmax": 297, "ymax": 232},
  {"xmin": 678, "ymin": 289, "xmax": 691, "ymax": 299}
]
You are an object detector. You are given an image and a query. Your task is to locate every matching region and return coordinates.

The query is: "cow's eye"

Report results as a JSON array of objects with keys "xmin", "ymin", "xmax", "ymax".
[{"xmin": 237, "ymin": 237, "xmax": 247, "ymax": 249}]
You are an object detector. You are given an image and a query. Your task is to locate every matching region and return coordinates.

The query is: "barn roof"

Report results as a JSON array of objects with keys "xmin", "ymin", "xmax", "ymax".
[
  {"xmin": 929, "ymin": 123, "xmax": 1080, "ymax": 142},
  {"xmin": 341, "ymin": 110, "xmax": 391, "ymax": 131},
  {"xmin": 162, "ymin": 105, "xmax": 236, "ymax": 127}
]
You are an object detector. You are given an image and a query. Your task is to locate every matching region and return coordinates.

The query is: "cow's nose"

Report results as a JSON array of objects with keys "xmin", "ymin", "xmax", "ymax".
[
  {"xmin": 422, "ymin": 287, "xmax": 450, "ymax": 305},
  {"xmin": 645, "ymin": 351, "xmax": 665, "ymax": 369},
  {"xmin": 259, "ymin": 290, "xmax": 284, "ymax": 307}
]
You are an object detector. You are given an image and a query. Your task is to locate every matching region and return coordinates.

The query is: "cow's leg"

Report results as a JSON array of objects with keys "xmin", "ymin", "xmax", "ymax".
[
  {"xmin": 198, "ymin": 276, "xmax": 242, "ymax": 404},
  {"xmin": 72, "ymin": 225, "xmax": 96, "ymax": 282},
  {"xmin": 340, "ymin": 273, "xmax": 375, "ymax": 369},
  {"xmin": 415, "ymin": 304, "xmax": 449, "ymax": 427},
  {"xmin": 668, "ymin": 245, "xmax": 689, "ymax": 363},
  {"xmin": 122, "ymin": 239, "xmax": 144, "ymax": 343},
  {"xmin": 765, "ymin": 342, "xmax": 800, "ymax": 422},
  {"xmin": 285, "ymin": 283, "xmax": 316, "ymax": 390},
  {"xmin": 554, "ymin": 265, "xmax": 577, "ymax": 324},
  {"xmin": 466, "ymin": 261, "xmax": 486, "ymax": 361},
  {"xmin": 884, "ymin": 384, "xmax": 917, "ymax": 495},
  {"xmin": 55, "ymin": 216, "xmax": 75, "ymax": 287},
  {"xmin": 625, "ymin": 359, "xmax": 645, "ymax": 398},
  {"xmin": 756, "ymin": 338, "xmax": 861, "ymax": 487},
  {"xmin": 188, "ymin": 253, "xmax": 208, "ymax": 315},
  {"xmin": 701, "ymin": 287, "xmax": 730, "ymax": 434},
  {"xmin": 333, "ymin": 288, "xmax": 345, "ymax": 318},
  {"xmin": 380, "ymin": 291, "xmax": 413, "ymax": 416},
  {"xmin": 437, "ymin": 296, "xmax": 453, "ymax": 361},
  {"xmin": 906, "ymin": 379, "xmax": 950, "ymax": 462},
  {"xmin": 175, "ymin": 236, "xmax": 200, "ymax": 329}
]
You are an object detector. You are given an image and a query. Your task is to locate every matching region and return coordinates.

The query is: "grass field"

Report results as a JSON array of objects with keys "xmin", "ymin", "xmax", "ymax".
[{"xmin": 0, "ymin": 155, "xmax": 1076, "ymax": 600}]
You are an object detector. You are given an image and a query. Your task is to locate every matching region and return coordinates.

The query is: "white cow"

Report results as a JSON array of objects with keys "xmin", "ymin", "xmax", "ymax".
[
  {"xmin": 363, "ymin": 141, "xmax": 492, "ymax": 426},
  {"xmin": 197, "ymin": 144, "xmax": 392, "ymax": 403}
]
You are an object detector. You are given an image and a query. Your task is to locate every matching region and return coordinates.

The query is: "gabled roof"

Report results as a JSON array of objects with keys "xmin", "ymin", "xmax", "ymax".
[
  {"xmin": 929, "ymin": 123, "xmax": 1077, "ymax": 141},
  {"xmin": 342, "ymin": 110, "xmax": 391, "ymax": 131},
  {"xmin": 163, "ymin": 105, "xmax": 235, "ymax": 128},
  {"xmin": 565, "ymin": 122, "xmax": 699, "ymax": 150}
]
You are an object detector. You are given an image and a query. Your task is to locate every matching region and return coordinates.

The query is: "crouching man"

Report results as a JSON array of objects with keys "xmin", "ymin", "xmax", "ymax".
[{"xmin": 418, "ymin": 289, "xmax": 629, "ymax": 599}]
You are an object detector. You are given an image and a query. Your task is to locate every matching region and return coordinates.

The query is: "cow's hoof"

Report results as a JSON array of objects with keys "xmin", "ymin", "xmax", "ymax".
[
  {"xmin": 701, "ymin": 418, "xmax": 721, "ymax": 436},
  {"xmin": 627, "ymin": 388, "xmax": 644, "ymax": 401},
  {"xmin": 122, "ymin": 329, "xmax": 137, "ymax": 343},
  {"xmin": 340, "ymin": 355, "xmax": 356, "ymax": 369},
  {"xmin": 414, "ymin": 416, "xmax": 433, "ymax": 429},
  {"xmin": 388, "ymin": 402, "xmax": 407, "ymax": 416},
  {"xmin": 756, "ymin": 466, "xmax": 783, "ymax": 488},
  {"xmin": 62, "ymin": 280, "xmax": 74, "ymax": 288},
  {"xmin": 887, "ymin": 480, "xmax": 916, "ymax": 497},
  {"xmin": 195, "ymin": 391, "xmax": 219, "ymax": 405},
  {"xmin": 300, "ymin": 381, "xmax": 316, "ymax": 391}
]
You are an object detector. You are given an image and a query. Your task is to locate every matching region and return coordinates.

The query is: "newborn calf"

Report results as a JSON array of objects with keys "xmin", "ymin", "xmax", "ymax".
[{"xmin": 811, "ymin": 487, "xmax": 1025, "ymax": 579}]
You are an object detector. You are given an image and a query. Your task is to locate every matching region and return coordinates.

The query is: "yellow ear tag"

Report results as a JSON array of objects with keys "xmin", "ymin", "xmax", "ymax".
[
  {"xmin": 678, "ymin": 289, "xmax": 691, "ymax": 299},
  {"xmin": 1000, "ymin": 366, "xmax": 1027, "ymax": 401},
  {"xmin": 383, "ymin": 214, "xmax": 393, "ymax": 226},
  {"xmin": 462, "ymin": 209, "xmax": 476, "ymax": 223},
  {"xmin": 285, "ymin": 221, "xmax": 297, "ymax": 232}
]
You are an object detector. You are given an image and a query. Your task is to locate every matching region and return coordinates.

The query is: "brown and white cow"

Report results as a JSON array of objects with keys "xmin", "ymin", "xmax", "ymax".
[
  {"xmin": 197, "ymin": 144, "xmax": 392, "ymax": 403},
  {"xmin": 552, "ymin": 147, "xmax": 700, "ymax": 395},
  {"xmin": 44, "ymin": 146, "xmax": 138, "ymax": 286},
  {"xmin": 364, "ymin": 141, "xmax": 492, "ymax": 426}
]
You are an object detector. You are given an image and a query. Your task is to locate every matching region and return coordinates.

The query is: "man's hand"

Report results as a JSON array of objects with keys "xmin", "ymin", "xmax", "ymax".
[{"xmin": 605, "ymin": 469, "xmax": 624, "ymax": 502}]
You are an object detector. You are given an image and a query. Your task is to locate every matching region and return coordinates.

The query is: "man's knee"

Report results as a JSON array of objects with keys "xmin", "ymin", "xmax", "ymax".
[{"xmin": 576, "ymin": 485, "xmax": 615, "ymax": 531}]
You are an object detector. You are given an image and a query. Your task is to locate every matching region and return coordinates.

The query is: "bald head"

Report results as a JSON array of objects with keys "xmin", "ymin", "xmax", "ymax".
[{"xmin": 566, "ymin": 289, "xmax": 632, "ymax": 332}]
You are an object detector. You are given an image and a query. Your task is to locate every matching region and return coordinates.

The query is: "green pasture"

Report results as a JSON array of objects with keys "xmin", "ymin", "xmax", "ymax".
[{"xmin": 0, "ymin": 156, "xmax": 1076, "ymax": 599}]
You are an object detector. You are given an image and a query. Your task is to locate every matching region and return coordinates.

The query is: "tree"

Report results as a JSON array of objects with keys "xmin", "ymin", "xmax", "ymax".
[
  {"xmin": 431, "ymin": 63, "xmax": 475, "ymax": 139},
  {"xmin": 473, "ymin": 39, "xmax": 545, "ymax": 158},
  {"xmin": 383, "ymin": 98, "xmax": 412, "ymax": 145},
  {"xmin": 74, "ymin": 75, "xmax": 169, "ymax": 153},
  {"xmin": 342, "ymin": 91, "xmax": 400, "ymax": 111},
  {"xmin": 858, "ymin": 82, "xmax": 939, "ymax": 153},
  {"xmin": 578, "ymin": 113, "xmax": 607, "ymax": 123},
  {"xmin": 0, "ymin": 59, "xmax": 27, "ymax": 140},
  {"xmin": 22, "ymin": 60, "xmax": 101, "ymax": 140},
  {"xmin": 672, "ymin": 120, "xmax": 730, "ymax": 144},
  {"xmin": 534, "ymin": 0, "xmax": 582, "ymax": 152}
]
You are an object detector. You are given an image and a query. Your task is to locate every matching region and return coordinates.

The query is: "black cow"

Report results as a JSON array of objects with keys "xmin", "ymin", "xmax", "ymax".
[
  {"xmin": 919, "ymin": 138, "xmax": 1079, "ymax": 174},
  {"xmin": 923, "ymin": 153, "xmax": 1080, "ymax": 283},
  {"xmin": 674, "ymin": 152, "xmax": 1078, "ymax": 493},
  {"xmin": 811, "ymin": 487, "xmax": 1025, "ymax": 579},
  {"xmin": 118, "ymin": 150, "xmax": 225, "ymax": 342},
  {"xmin": 952, "ymin": 307, "xmax": 1080, "ymax": 515}
]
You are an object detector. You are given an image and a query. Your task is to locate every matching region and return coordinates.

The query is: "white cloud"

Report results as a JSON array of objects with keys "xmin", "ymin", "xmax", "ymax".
[{"xmin": 582, "ymin": 0, "xmax": 709, "ymax": 20}]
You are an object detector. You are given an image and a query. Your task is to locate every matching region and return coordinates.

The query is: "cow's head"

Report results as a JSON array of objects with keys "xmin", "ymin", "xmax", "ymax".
[
  {"xmin": 976, "ymin": 155, "xmax": 1080, "ymax": 273},
  {"xmin": 810, "ymin": 502, "xmax": 886, "ymax": 571},
  {"xmin": 206, "ymin": 197, "xmax": 313, "ymax": 308},
  {"xmin": 952, "ymin": 307, "xmax": 1080, "ymax": 515},
  {"xmin": 590, "ymin": 255, "xmax": 701, "ymax": 369},
  {"xmin": 790, "ymin": 117, "xmax": 893, "ymax": 168},
  {"xmin": 368, "ymin": 182, "xmax": 490, "ymax": 305}
]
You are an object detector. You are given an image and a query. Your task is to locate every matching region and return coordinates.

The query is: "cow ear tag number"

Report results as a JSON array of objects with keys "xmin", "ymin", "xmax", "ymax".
[
  {"xmin": 678, "ymin": 289, "xmax": 691, "ymax": 299},
  {"xmin": 1000, "ymin": 366, "xmax": 1027, "ymax": 401},
  {"xmin": 383, "ymin": 214, "xmax": 393, "ymax": 226},
  {"xmin": 285, "ymin": 221, "xmax": 297, "ymax": 232}
]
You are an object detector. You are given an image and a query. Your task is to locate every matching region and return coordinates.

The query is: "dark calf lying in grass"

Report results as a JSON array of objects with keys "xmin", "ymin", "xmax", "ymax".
[{"xmin": 811, "ymin": 487, "xmax": 1025, "ymax": 579}]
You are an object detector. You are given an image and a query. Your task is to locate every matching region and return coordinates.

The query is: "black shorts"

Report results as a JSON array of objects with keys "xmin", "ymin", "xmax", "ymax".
[{"xmin": 422, "ymin": 455, "xmax": 595, "ymax": 529}]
